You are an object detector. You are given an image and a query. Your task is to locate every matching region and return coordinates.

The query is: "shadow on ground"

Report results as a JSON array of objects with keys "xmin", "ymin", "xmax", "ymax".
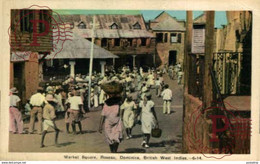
[
  {"xmin": 120, "ymin": 148, "xmax": 146, "ymax": 153},
  {"xmin": 149, "ymin": 139, "xmax": 179, "ymax": 148}
]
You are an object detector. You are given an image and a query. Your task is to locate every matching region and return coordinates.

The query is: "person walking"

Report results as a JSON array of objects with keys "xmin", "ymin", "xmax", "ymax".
[
  {"xmin": 41, "ymin": 94, "xmax": 60, "ymax": 148},
  {"xmin": 29, "ymin": 87, "xmax": 46, "ymax": 134},
  {"xmin": 155, "ymin": 78, "xmax": 161, "ymax": 97},
  {"xmin": 99, "ymin": 81, "xmax": 123, "ymax": 153},
  {"xmin": 93, "ymin": 84, "xmax": 99, "ymax": 108},
  {"xmin": 177, "ymin": 70, "xmax": 183, "ymax": 85},
  {"xmin": 139, "ymin": 93, "xmax": 158, "ymax": 148},
  {"xmin": 161, "ymin": 84, "xmax": 173, "ymax": 114},
  {"xmin": 66, "ymin": 90, "xmax": 85, "ymax": 134},
  {"xmin": 120, "ymin": 96, "xmax": 136, "ymax": 139},
  {"xmin": 9, "ymin": 87, "xmax": 25, "ymax": 134}
]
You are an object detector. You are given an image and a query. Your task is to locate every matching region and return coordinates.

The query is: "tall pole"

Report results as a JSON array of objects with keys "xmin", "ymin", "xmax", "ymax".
[
  {"xmin": 88, "ymin": 16, "xmax": 96, "ymax": 109},
  {"xmin": 182, "ymin": 11, "xmax": 193, "ymax": 153},
  {"xmin": 184, "ymin": 11, "xmax": 193, "ymax": 92},
  {"xmin": 203, "ymin": 11, "xmax": 215, "ymax": 109}
]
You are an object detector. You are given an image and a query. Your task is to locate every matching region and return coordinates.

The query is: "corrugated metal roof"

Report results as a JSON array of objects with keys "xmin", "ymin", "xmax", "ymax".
[
  {"xmin": 45, "ymin": 31, "xmax": 118, "ymax": 59},
  {"xmin": 54, "ymin": 14, "xmax": 146, "ymax": 30},
  {"xmin": 77, "ymin": 29, "xmax": 154, "ymax": 38},
  {"xmin": 52, "ymin": 14, "xmax": 155, "ymax": 38},
  {"xmin": 152, "ymin": 17, "xmax": 186, "ymax": 31},
  {"xmin": 11, "ymin": 51, "xmax": 31, "ymax": 62}
]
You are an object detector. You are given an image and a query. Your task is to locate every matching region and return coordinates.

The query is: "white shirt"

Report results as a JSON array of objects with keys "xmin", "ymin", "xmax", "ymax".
[
  {"xmin": 30, "ymin": 93, "xmax": 46, "ymax": 106},
  {"xmin": 10, "ymin": 95, "xmax": 21, "ymax": 106},
  {"xmin": 161, "ymin": 88, "xmax": 172, "ymax": 100},
  {"xmin": 155, "ymin": 80, "xmax": 161, "ymax": 86},
  {"xmin": 120, "ymin": 101, "xmax": 136, "ymax": 111},
  {"xmin": 68, "ymin": 96, "xmax": 83, "ymax": 110}
]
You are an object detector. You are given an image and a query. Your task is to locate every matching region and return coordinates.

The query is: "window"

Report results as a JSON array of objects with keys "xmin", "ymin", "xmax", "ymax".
[
  {"xmin": 156, "ymin": 33, "xmax": 163, "ymax": 43},
  {"xmin": 128, "ymin": 39, "xmax": 133, "ymax": 46},
  {"xmin": 114, "ymin": 38, "xmax": 120, "ymax": 46},
  {"xmin": 235, "ymin": 30, "xmax": 240, "ymax": 42},
  {"xmin": 110, "ymin": 23, "xmax": 118, "ymax": 29},
  {"xmin": 170, "ymin": 33, "xmax": 177, "ymax": 43},
  {"xmin": 20, "ymin": 10, "xmax": 34, "ymax": 32},
  {"xmin": 101, "ymin": 38, "xmax": 108, "ymax": 47},
  {"xmin": 78, "ymin": 22, "xmax": 86, "ymax": 29},
  {"xmin": 178, "ymin": 33, "xmax": 182, "ymax": 43},
  {"xmin": 133, "ymin": 22, "xmax": 141, "ymax": 29},
  {"xmin": 39, "ymin": 10, "xmax": 49, "ymax": 33},
  {"xmin": 141, "ymin": 38, "xmax": 146, "ymax": 46},
  {"xmin": 164, "ymin": 33, "xmax": 168, "ymax": 43}
]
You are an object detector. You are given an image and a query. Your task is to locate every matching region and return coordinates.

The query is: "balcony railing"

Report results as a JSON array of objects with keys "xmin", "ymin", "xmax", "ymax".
[{"xmin": 188, "ymin": 51, "xmax": 243, "ymax": 98}]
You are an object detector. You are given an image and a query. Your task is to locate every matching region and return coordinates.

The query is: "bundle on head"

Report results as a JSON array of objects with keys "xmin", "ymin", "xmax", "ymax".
[{"xmin": 101, "ymin": 81, "xmax": 123, "ymax": 95}]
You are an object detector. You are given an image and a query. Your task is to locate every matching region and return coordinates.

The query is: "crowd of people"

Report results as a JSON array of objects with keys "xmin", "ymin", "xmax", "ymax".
[{"xmin": 9, "ymin": 64, "xmax": 183, "ymax": 152}]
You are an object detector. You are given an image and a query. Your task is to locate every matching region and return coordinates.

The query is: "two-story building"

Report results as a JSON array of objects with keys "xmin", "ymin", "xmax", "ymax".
[
  {"xmin": 55, "ymin": 14, "xmax": 156, "ymax": 70},
  {"xmin": 10, "ymin": 9, "xmax": 52, "ymax": 102},
  {"xmin": 148, "ymin": 11, "xmax": 186, "ymax": 67}
]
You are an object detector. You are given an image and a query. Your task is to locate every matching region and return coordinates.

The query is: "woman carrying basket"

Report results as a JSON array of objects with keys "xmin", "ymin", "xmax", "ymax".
[{"xmin": 98, "ymin": 81, "xmax": 124, "ymax": 153}]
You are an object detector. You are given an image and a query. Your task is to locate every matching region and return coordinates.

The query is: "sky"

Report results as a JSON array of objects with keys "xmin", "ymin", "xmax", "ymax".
[{"xmin": 55, "ymin": 10, "xmax": 227, "ymax": 28}]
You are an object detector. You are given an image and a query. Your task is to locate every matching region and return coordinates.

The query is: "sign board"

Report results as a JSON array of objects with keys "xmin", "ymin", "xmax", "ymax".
[{"xmin": 192, "ymin": 25, "xmax": 205, "ymax": 53}]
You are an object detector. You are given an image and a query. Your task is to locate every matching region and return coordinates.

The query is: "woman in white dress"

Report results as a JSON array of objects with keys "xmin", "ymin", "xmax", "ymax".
[
  {"xmin": 139, "ymin": 93, "xmax": 159, "ymax": 148},
  {"xmin": 120, "ymin": 96, "xmax": 137, "ymax": 139}
]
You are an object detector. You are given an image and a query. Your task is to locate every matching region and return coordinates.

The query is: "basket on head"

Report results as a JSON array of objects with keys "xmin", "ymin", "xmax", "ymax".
[{"xmin": 101, "ymin": 81, "xmax": 123, "ymax": 95}]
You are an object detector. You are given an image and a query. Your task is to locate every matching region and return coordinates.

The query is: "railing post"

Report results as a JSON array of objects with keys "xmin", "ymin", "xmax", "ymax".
[
  {"xmin": 222, "ymin": 52, "xmax": 226, "ymax": 94},
  {"xmin": 237, "ymin": 52, "xmax": 242, "ymax": 94}
]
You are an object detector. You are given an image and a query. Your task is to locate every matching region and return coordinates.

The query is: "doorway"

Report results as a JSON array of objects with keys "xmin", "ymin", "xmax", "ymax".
[
  {"xmin": 13, "ymin": 62, "xmax": 25, "ymax": 103},
  {"xmin": 169, "ymin": 50, "xmax": 177, "ymax": 66}
]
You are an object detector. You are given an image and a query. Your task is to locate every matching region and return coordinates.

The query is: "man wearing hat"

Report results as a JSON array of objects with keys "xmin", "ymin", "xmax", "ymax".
[
  {"xmin": 9, "ymin": 87, "xmax": 24, "ymax": 134},
  {"xmin": 41, "ymin": 94, "xmax": 60, "ymax": 148},
  {"xmin": 29, "ymin": 87, "xmax": 46, "ymax": 134}
]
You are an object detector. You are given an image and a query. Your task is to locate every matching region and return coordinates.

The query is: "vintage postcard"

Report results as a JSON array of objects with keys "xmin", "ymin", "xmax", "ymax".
[{"xmin": 0, "ymin": 0, "xmax": 260, "ymax": 162}]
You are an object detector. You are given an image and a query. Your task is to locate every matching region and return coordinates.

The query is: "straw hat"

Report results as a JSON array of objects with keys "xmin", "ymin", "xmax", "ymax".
[
  {"xmin": 45, "ymin": 94, "xmax": 57, "ymax": 102},
  {"xmin": 10, "ymin": 87, "xmax": 18, "ymax": 94}
]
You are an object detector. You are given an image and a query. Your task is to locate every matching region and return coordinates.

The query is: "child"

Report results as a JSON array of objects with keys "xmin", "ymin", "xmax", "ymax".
[{"xmin": 41, "ymin": 94, "xmax": 60, "ymax": 148}]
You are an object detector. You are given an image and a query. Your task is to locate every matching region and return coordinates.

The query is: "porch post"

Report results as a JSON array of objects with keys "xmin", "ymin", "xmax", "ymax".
[
  {"xmin": 132, "ymin": 55, "xmax": 136, "ymax": 68},
  {"xmin": 100, "ymin": 61, "xmax": 106, "ymax": 76},
  {"xmin": 69, "ymin": 60, "xmax": 76, "ymax": 78}
]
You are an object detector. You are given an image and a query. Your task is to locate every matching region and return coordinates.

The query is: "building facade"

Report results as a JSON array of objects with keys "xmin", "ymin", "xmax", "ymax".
[
  {"xmin": 56, "ymin": 14, "xmax": 156, "ymax": 70},
  {"xmin": 10, "ymin": 9, "xmax": 53, "ymax": 102},
  {"xmin": 148, "ymin": 11, "xmax": 186, "ymax": 67},
  {"xmin": 183, "ymin": 11, "xmax": 252, "ymax": 154}
]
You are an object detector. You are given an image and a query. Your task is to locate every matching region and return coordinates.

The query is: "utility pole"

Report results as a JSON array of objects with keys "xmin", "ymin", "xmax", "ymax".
[
  {"xmin": 88, "ymin": 15, "xmax": 96, "ymax": 109},
  {"xmin": 184, "ymin": 11, "xmax": 193, "ymax": 92},
  {"xmin": 203, "ymin": 11, "xmax": 215, "ymax": 109},
  {"xmin": 182, "ymin": 11, "xmax": 193, "ymax": 153}
]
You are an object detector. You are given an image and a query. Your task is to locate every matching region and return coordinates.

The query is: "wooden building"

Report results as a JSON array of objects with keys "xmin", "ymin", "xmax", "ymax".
[
  {"xmin": 55, "ymin": 14, "xmax": 156, "ymax": 69},
  {"xmin": 10, "ymin": 9, "xmax": 53, "ymax": 103},
  {"xmin": 183, "ymin": 11, "xmax": 252, "ymax": 154},
  {"xmin": 148, "ymin": 11, "xmax": 186, "ymax": 67}
]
